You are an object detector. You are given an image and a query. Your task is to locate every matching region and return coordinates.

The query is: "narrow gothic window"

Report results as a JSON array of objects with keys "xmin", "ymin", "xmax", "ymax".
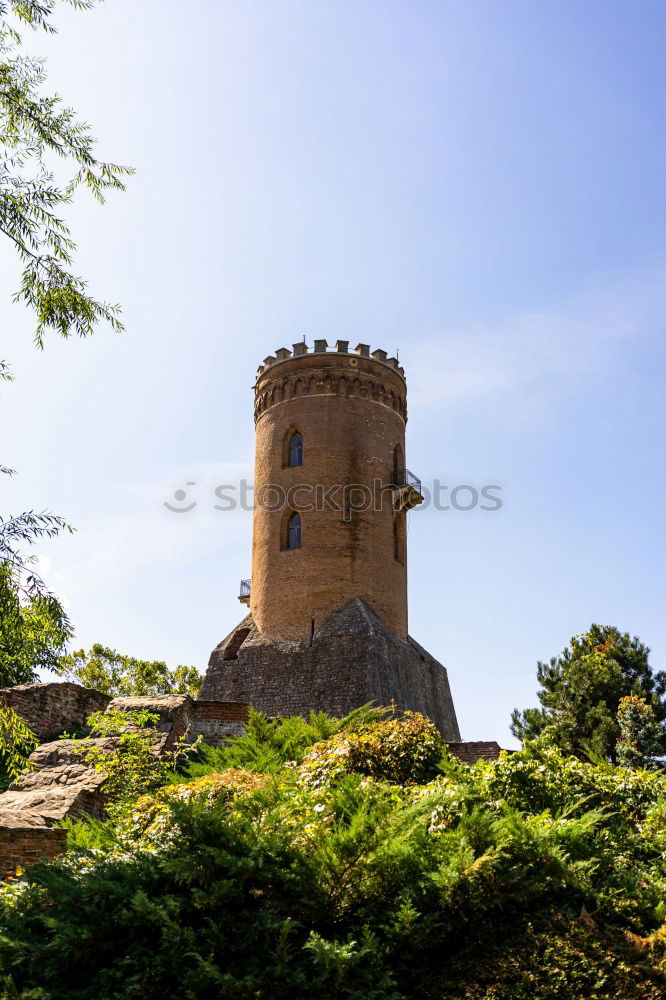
[
  {"xmin": 288, "ymin": 511, "xmax": 302, "ymax": 549},
  {"xmin": 394, "ymin": 514, "xmax": 406, "ymax": 564},
  {"xmin": 289, "ymin": 432, "xmax": 303, "ymax": 467},
  {"xmin": 392, "ymin": 444, "xmax": 403, "ymax": 486}
]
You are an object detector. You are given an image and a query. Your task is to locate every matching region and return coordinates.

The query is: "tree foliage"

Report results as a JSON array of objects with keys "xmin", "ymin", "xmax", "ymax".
[
  {"xmin": 1, "ymin": 0, "xmax": 131, "ymax": 626},
  {"xmin": 57, "ymin": 643, "xmax": 203, "ymax": 697},
  {"xmin": 0, "ymin": 714, "xmax": 665, "ymax": 999},
  {"xmin": 1, "ymin": 0, "xmax": 132, "ymax": 345},
  {"xmin": 0, "ymin": 701, "xmax": 37, "ymax": 789},
  {"xmin": 511, "ymin": 624, "xmax": 666, "ymax": 762},
  {"xmin": 0, "ymin": 559, "xmax": 72, "ymax": 686},
  {"xmin": 0, "ymin": 422, "xmax": 73, "ymax": 643},
  {"xmin": 617, "ymin": 695, "xmax": 664, "ymax": 770}
]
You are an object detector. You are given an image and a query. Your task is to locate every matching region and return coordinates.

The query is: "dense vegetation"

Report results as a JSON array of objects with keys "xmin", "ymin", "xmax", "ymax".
[
  {"xmin": 512, "ymin": 625, "xmax": 666, "ymax": 762},
  {"xmin": 0, "ymin": 709, "xmax": 664, "ymax": 999},
  {"xmin": 0, "ymin": 703, "xmax": 37, "ymax": 791}
]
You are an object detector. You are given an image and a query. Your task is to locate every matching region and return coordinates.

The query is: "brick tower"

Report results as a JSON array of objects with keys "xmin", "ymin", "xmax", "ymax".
[{"xmin": 199, "ymin": 341, "xmax": 460, "ymax": 739}]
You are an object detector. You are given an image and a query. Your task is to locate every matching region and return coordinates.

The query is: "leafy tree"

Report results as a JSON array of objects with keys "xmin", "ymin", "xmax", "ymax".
[
  {"xmin": 0, "ymin": 559, "xmax": 72, "ymax": 686},
  {"xmin": 616, "ymin": 695, "xmax": 664, "ymax": 770},
  {"xmin": 0, "ymin": 701, "xmax": 37, "ymax": 788},
  {"xmin": 511, "ymin": 624, "xmax": 666, "ymax": 762},
  {"xmin": 1, "ymin": 0, "xmax": 131, "ymax": 345},
  {"xmin": 58, "ymin": 643, "xmax": 203, "ymax": 697},
  {"xmin": 0, "ymin": 510, "xmax": 73, "ymax": 676},
  {"xmin": 1, "ymin": 1, "xmax": 131, "ymax": 625}
]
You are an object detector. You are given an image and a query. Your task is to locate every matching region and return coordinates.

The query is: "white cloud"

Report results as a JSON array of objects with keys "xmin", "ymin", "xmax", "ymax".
[{"xmin": 408, "ymin": 261, "xmax": 666, "ymax": 422}]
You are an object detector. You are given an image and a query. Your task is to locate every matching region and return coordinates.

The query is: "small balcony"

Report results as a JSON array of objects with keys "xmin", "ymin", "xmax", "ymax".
[
  {"xmin": 390, "ymin": 468, "xmax": 424, "ymax": 512},
  {"xmin": 238, "ymin": 578, "xmax": 251, "ymax": 605}
]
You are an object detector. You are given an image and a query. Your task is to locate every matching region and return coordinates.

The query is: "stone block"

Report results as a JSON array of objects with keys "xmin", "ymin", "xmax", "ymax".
[{"xmin": 0, "ymin": 682, "xmax": 111, "ymax": 741}]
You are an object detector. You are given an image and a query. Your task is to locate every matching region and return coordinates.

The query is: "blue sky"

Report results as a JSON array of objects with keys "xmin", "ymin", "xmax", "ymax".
[{"xmin": 2, "ymin": 0, "xmax": 665, "ymax": 746}]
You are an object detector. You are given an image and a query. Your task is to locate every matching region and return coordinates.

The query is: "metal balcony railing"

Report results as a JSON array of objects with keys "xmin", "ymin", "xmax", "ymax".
[
  {"xmin": 239, "ymin": 578, "xmax": 251, "ymax": 599},
  {"xmin": 391, "ymin": 468, "xmax": 422, "ymax": 495}
]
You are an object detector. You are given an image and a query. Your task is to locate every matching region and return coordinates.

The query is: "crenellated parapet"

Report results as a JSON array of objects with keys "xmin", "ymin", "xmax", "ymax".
[
  {"xmin": 254, "ymin": 340, "xmax": 407, "ymax": 423},
  {"xmin": 256, "ymin": 340, "xmax": 405, "ymax": 378}
]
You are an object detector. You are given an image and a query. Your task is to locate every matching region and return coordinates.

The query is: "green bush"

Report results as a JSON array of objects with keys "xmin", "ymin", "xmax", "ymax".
[
  {"xmin": 299, "ymin": 710, "xmax": 446, "ymax": 786},
  {"xmin": 0, "ymin": 714, "xmax": 664, "ymax": 999},
  {"xmin": 178, "ymin": 704, "xmax": 380, "ymax": 780}
]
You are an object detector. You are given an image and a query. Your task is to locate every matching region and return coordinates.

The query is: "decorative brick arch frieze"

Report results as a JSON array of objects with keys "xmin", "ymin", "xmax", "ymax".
[{"xmin": 254, "ymin": 372, "xmax": 407, "ymax": 423}]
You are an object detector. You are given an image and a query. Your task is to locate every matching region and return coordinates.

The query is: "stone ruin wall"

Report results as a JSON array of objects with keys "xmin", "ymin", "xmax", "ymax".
[
  {"xmin": 192, "ymin": 701, "xmax": 249, "ymax": 745},
  {"xmin": 0, "ymin": 823, "xmax": 67, "ymax": 879},
  {"xmin": 0, "ymin": 682, "xmax": 111, "ymax": 742},
  {"xmin": 0, "ymin": 684, "xmax": 249, "ymax": 879}
]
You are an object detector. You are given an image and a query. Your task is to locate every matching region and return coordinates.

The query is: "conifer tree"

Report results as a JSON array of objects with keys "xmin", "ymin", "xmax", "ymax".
[
  {"xmin": 511, "ymin": 624, "xmax": 666, "ymax": 762},
  {"xmin": 616, "ymin": 695, "xmax": 664, "ymax": 770}
]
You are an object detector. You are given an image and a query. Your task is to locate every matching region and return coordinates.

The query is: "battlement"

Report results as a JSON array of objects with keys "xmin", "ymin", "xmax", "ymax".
[{"xmin": 257, "ymin": 341, "xmax": 405, "ymax": 378}]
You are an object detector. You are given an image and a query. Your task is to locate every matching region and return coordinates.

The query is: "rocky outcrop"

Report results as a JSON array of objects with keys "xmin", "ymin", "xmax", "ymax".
[
  {"xmin": 3, "ymin": 738, "xmax": 119, "ymax": 822},
  {"xmin": 0, "ymin": 737, "xmax": 113, "ymax": 879}
]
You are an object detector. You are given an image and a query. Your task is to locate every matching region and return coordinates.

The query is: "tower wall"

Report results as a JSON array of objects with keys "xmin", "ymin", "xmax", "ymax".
[
  {"xmin": 201, "ymin": 599, "xmax": 461, "ymax": 740},
  {"xmin": 251, "ymin": 347, "xmax": 409, "ymax": 641},
  {"xmin": 201, "ymin": 340, "xmax": 460, "ymax": 739}
]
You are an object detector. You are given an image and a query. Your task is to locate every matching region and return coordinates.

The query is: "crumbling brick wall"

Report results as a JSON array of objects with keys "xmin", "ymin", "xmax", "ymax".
[
  {"xmin": 0, "ymin": 820, "xmax": 67, "ymax": 879},
  {"xmin": 0, "ymin": 687, "xmax": 252, "ymax": 878},
  {"xmin": 446, "ymin": 742, "xmax": 504, "ymax": 764},
  {"xmin": 106, "ymin": 695, "xmax": 194, "ymax": 748},
  {"xmin": 191, "ymin": 701, "xmax": 249, "ymax": 746},
  {"xmin": 0, "ymin": 682, "xmax": 110, "ymax": 741}
]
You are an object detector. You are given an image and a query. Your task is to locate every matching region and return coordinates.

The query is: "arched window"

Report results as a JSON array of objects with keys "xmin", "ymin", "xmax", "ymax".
[
  {"xmin": 288, "ymin": 432, "xmax": 303, "ymax": 467},
  {"xmin": 288, "ymin": 511, "xmax": 302, "ymax": 549},
  {"xmin": 394, "ymin": 513, "xmax": 406, "ymax": 564}
]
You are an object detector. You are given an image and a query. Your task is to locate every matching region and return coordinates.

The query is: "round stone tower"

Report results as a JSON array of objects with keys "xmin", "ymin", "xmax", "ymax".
[
  {"xmin": 249, "ymin": 340, "xmax": 420, "ymax": 642},
  {"xmin": 201, "ymin": 338, "xmax": 459, "ymax": 741}
]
